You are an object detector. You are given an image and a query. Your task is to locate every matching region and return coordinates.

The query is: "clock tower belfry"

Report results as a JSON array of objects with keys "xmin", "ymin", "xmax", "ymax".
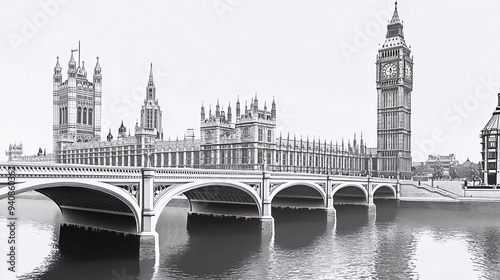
[{"xmin": 376, "ymin": 1, "xmax": 413, "ymax": 178}]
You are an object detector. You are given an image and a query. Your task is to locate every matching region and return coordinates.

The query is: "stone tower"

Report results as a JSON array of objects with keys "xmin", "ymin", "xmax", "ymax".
[
  {"xmin": 53, "ymin": 42, "xmax": 102, "ymax": 162},
  {"xmin": 480, "ymin": 93, "xmax": 500, "ymax": 185},
  {"xmin": 136, "ymin": 63, "xmax": 163, "ymax": 140},
  {"xmin": 376, "ymin": 2, "xmax": 413, "ymax": 178}
]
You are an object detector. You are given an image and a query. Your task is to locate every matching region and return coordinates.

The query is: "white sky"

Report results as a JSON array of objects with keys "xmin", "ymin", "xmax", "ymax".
[{"xmin": 1, "ymin": 0, "xmax": 499, "ymax": 163}]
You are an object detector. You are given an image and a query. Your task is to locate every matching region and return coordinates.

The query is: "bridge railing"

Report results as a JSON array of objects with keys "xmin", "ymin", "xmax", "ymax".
[
  {"xmin": 0, "ymin": 162, "xmax": 143, "ymax": 178},
  {"xmin": 0, "ymin": 162, "xmax": 399, "ymax": 185}
]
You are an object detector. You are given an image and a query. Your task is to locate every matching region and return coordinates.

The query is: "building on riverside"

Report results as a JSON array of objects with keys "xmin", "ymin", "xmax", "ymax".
[
  {"xmin": 53, "ymin": 62, "xmax": 375, "ymax": 176},
  {"xmin": 52, "ymin": 3, "xmax": 414, "ymax": 178},
  {"xmin": 480, "ymin": 93, "xmax": 500, "ymax": 185},
  {"xmin": 5, "ymin": 143, "xmax": 55, "ymax": 163}
]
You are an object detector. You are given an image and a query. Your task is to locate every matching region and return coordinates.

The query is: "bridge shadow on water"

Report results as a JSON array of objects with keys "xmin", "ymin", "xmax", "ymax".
[
  {"xmin": 163, "ymin": 213, "xmax": 262, "ymax": 278},
  {"xmin": 34, "ymin": 224, "xmax": 143, "ymax": 280},
  {"xmin": 334, "ymin": 205, "xmax": 369, "ymax": 234},
  {"xmin": 272, "ymin": 208, "xmax": 328, "ymax": 250},
  {"xmin": 334, "ymin": 200, "xmax": 398, "ymax": 234},
  {"xmin": 374, "ymin": 199, "xmax": 399, "ymax": 224}
]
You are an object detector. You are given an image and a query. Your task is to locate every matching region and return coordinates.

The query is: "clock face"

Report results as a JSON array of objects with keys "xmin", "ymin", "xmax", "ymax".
[
  {"xmin": 405, "ymin": 63, "xmax": 412, "ymax": 80},
  {"xmin": 382, "ymin": 63, "xmax": 397, "ymax": 79}
]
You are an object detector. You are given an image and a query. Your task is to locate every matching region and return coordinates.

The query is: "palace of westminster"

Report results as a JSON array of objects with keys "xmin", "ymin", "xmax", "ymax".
[
  {"xmin": 6, "ymin": 4, "xmax": 416, "ymax": 179},
  {"xmin": 11, "ymin": 3, "xmax": 500, "ymax": 184}
]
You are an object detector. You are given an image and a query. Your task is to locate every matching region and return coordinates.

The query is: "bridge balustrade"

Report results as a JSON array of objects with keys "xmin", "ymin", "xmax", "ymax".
[{"xmin": 0, "ymin": 162, "xmax": 400, "ymax": 261}]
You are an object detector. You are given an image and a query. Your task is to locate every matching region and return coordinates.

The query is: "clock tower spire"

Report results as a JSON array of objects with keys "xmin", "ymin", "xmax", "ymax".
[{"xmin": 376, "ymin": 1, "xmax": 413, "ymax": 178}]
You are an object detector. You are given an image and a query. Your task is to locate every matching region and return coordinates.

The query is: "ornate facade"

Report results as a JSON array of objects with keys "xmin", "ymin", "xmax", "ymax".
[
  {"xmin": 53, "ymin": 42, "xmax": 102, "ymax": 160},
  {"xmin": 376, "ymin": 3, "xmax": 413, "ymax": 178},
  {"xmin": 56, "ymin": 67, "xmax": 372, "ymax": 175},
  {"xmin": 53, "ymin": 7, "xmax": 416, "ymax": 179}
]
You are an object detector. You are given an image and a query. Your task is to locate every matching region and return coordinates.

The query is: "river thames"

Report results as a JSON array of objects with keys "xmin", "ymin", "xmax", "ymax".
[{"xmin": 1, "ymin": 196, "xmax": 500, "ymax": 279}]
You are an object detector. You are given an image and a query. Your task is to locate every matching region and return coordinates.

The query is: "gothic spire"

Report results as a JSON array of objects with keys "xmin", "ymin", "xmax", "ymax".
[
  {"xmin": 149, "ymin": 63, "xmax": 153, "ymax": 80},
  {"xmin": 386, "ymin": 1, "xmax": 404, "ymax": 39},
  {"xmin": 390, "ymin": 1, "xmax": 401, "ymax": 25}
]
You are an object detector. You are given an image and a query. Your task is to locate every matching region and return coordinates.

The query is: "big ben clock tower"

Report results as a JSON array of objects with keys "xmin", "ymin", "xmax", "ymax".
[{"xmin": 376, "ymin": 2, "xmax": 413, "ymax": 178}]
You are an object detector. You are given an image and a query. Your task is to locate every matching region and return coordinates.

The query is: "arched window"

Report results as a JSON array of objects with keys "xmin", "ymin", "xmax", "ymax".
[
  {"xmin": 64, "ymin": 107, "xmax": 68, "ymax": 124},
  {"xmin": 77, "ymin": 107, "xmax": 82, "ymax": 124},
  {"xmin": 88, "ymin": 108, "xmax": 93, "ymax": 126},
  {"xmin": 59, "ymin": 107, "xmax": 62, "ymax": 124},
  {"xmin": 83, "ymin": 108, "xmax": 87, "ymax": 124}
]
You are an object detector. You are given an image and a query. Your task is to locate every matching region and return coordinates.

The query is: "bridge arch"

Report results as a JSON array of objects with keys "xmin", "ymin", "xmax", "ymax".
[
  {"xmin": 0, "ymin": 180, "xmax": 141, "ymax": 233},
  {"xmin": 372, "ymin": 184, "xmax": 397, "ymax": 199},
  {"xmin": 153, "ymin": 181, "xmax": 262, "ymax": 228},
  {"xmin": 269, "ymin": 181, "xmax": 326, "ymax": 208},
  {"xmin": 332, "ymin": 182, "xmax": 368, "ymax": 205}
]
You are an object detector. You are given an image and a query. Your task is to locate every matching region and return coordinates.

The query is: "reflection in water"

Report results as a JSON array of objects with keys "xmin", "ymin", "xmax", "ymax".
[
  {"xmin": 161, "ymin": 213, "xmax": 261, "ymax": 279},
  {"xmin": 334, "ymin": 205, "xmax": 369, "ymax": 234},
  {"xmin": 2, "ymin": 197, "xmax": 500, "ymax": 279},
  {"xmin": 374, "ymin": 199, "xmax": 398, "ymax": 224},
  {"xmin": 273, "ymin": 208, "xmax": 328, "ymax": 250}
]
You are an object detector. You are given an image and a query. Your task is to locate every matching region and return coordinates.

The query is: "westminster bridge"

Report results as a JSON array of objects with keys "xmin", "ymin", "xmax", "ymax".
[{"xmin": 0, "ymin": 162, "xmax": 401, "ymax": 261}]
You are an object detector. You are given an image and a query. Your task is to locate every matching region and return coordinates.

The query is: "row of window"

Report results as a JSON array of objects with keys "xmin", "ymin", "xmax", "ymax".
[{"xmin": 77, "ymin": 107, "xmax": 93, "ymax": 125}]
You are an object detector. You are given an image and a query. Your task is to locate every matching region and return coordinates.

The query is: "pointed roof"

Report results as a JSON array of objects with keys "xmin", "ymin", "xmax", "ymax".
[
  {"xmin": 482, "ymin": 94, "xmax": 500, "ymax": 133},
  {"xmin": 94, "ymin": 57, "xmax": 101, "ymax": 73},
  {"xmin": 81, "ymin": 61, "xmax": 87, "ymax": 76},
  {"xmin": 54, "ymin": 56, "xmax": 61, "ymax": 72},
  {"xmin": 69, "ymin": 51, "xmax": 76, "ymax": 66},
  {"xmin": 119, "ymin": 120, "xmax": 126, "ymax": 133},
  {"xmin": 390, "ymin": 1, "xmax": 401, "ymax": 25}
]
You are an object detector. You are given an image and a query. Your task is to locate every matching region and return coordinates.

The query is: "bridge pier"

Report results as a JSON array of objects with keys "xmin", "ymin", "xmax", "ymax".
[
  {"xmin": 324, "ymin": 177, "xmax": 336, "ymax": 224},
  {"xmin": 367, "ymin": 204, "xmax": 376, "ymax": 226},
  {"xmin": 260, "ymin": 171, "xmax": 274, "ymax": 242},
  {"xmin": 139, "ymin": 168, "xmax": 159, "ymax": 262},
  {"xmin": 138, "ymin": 232, "xmax": 159, "ymax": 261}
]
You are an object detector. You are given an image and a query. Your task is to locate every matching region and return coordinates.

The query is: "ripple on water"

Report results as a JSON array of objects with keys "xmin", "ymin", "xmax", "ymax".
[{"xmin": 2, "ymin": 199, "xmax": 500, "ymax": 279}]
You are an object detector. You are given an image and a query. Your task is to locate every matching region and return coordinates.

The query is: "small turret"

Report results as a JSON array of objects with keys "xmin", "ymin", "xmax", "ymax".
[
  {"xmin": 118, "ymin": 120, "xmax": 127, "ymax": 138},
  {"xmin": 68, "ymin": 51, "xmax": 76, "ymax": 68},
  {"xmin": 201, "ymin": 102, "xmax": 205, "ymax": 121},
  {"xmin": 216, "ymin": 99, "xmax": 220, "ymax": 118},
  {"xmin": 53, "ymin": 56, "xmax": 62, "ymax": 83},
  {"xmin": 227, "ymin": 102, "xmax": 232, "ymax": 123},
  {"xmin": 271, "ymin": 97, "xmax": 276, "ymax": 119},
  {"xmin": 68, "ymin": 51, "xmax": 76, "ymax": 78},
  {"xmin": 94, "ymin": 57, "xmax": 101, "ymax": 75},
  {"xmin": 253, "ymin": 93, "xmax": 258, "ymax": 114},
  {"xmin": 107, "ymin": 129, "xmax": 113, "ymax": 141},
  {"xmin": 236, "ymin": 96, "xmax": 240, "ymax": 118},
  {"xmin": 81, "ymin": 61, "xmax": 87, "ymax": 78},
  {"xmin": 93, "ymin": 57, "xmax": 102, "ymax": 85}
]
